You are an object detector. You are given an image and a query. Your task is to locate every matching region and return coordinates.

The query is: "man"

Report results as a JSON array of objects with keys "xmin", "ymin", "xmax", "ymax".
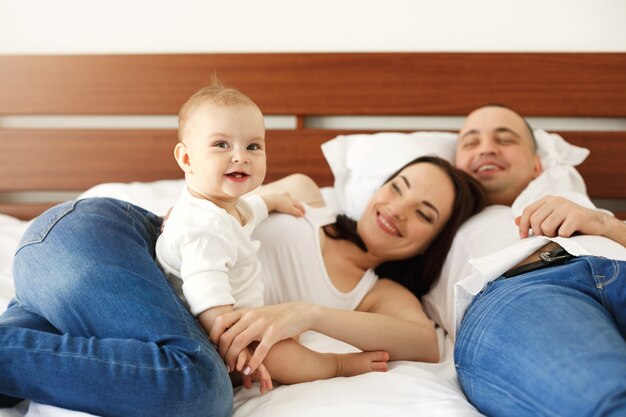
[
  {"xmin": 426, "ymin": 105, "xmax": 626, "ymax": 417},
  {"xmin": 456, "ymin": 105, "xmax": 626, "ymax": 243}
]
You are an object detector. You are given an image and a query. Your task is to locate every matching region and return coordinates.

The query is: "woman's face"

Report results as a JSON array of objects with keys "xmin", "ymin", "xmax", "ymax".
[{"xmin": 358, "ymin": 162, "xmax": 455, "ymax": 261}]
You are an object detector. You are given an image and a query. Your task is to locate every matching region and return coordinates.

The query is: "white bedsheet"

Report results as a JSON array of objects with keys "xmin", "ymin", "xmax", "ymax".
[{"xmin": 0, "ymin": 181, "xmax": 481, "ymax": 417}]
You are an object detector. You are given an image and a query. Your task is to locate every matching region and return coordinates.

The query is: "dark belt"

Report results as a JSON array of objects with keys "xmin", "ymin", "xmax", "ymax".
[{"xmin": 503, "ymin": 242, "xmax": 573, "ymax": 278}]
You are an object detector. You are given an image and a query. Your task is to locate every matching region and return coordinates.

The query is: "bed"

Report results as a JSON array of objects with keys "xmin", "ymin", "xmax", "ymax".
[{"xmin": 1, "ymin": 53, "xmax": 625, "ymax": 417}]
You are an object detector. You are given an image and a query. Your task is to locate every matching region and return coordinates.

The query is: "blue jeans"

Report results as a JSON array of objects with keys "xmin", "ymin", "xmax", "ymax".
[
  {"xmin": 455, "ymin": 256, "xmax": 626, "ymax": 417},
  {"xmin": 0, "ymin": 198, "xmax": 232, "ymax": 417}
]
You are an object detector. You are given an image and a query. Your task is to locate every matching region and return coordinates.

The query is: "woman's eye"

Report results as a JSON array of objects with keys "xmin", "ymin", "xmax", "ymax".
[
  {"xmin": 391, "ymin": 183, "xmax": 401, "ymax": 194},
  {"xmin": 416, "ymin": 210, "xmax": 433, "ymax": 224}
]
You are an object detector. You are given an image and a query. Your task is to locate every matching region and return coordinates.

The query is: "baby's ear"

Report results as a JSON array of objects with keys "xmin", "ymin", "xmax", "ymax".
[{"xmin": 174, "ymin": 143, "xmax": 192, "ymax": 173}]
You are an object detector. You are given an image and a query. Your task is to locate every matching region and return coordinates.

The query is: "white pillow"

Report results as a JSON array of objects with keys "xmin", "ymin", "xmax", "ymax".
[
  {"xmin": 321, "ymin": 129, "xmax": 589, "ymax": 220},
  {"xmin": 321, "ymin": 132, "xmax": 458, "ymax": 219}
]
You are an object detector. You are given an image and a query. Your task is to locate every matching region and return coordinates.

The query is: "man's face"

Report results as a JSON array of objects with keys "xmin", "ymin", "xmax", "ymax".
[{"xmin": 455, "ymin": 106, "xmax": 542, "ymax": 206}]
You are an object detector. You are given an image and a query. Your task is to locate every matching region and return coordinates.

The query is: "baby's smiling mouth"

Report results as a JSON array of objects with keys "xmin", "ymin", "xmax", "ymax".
[{"xmin": 225, "ymin": 172, "xmax": 249, "ymax": 181}]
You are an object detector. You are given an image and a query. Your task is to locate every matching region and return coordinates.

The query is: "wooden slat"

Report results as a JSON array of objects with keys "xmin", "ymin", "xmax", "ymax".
[
  {"xmin": 1, "ymin": 53, "xmax": 625, "ymax": 117},
  {"xmin": 265, "ymin": 129, "xmax": 335, "ymax": 186},
  {"xmin": 0, "ymin": 129, "xmax": 181, "ymax": 190},
  {"xmin": 2, "ymin": 128, "xmax": 624, "ymax": 200},
  {"xmin": 0, "ymin": 128, "xmax": 336, "ymax": 191}
]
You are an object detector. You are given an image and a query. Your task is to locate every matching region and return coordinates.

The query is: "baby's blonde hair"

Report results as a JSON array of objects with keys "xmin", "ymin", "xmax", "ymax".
[{"xmin": 178, "ymin": 79, "xmax": 257, "ymax": 142}]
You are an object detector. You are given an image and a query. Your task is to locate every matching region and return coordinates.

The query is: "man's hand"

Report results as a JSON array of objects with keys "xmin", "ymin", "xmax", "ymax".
[{"xmin": 516, "ymin": 195, "xmax": 626, "ymax": 246}]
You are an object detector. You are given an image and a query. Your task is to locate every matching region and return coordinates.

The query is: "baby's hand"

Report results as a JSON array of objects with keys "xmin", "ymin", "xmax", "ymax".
[
  {"xmin": 235, "ymin": 346, "xmax": 273, "ymax": 394},
  {"xmin": 263, "ymin": 193, "xmax": 305, "ymax": 217}
]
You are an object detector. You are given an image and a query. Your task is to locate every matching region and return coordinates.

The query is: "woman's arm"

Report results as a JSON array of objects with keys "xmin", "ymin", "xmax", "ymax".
[
  {"xmin": 337, "ymin": 278, "xmax": 439, "ymax": 362},
  {"xmin": 256, "ymin": 174, "xmax": 326, "ymax": 208},
  {"xmin": 210, "ymin": 279, "xmax": 439, "ymax": 375}
]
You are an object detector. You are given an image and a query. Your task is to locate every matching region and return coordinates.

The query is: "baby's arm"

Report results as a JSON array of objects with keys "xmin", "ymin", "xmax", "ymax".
[
  {"xmin": 198, "ymin": 305, "xmax": 273, "ymax": 392},
  {"xmin": 261, "ymin": 193, "xmax": 305, "ymax": 217},
  {"xmin": 232, "ymin": 345, "xmax": 273, "ymax": 393},
  {"xmin": 261, "ymin": 338, "xmax": 388, "ymax": 385},
  {"xmin": 198, "ymin": 305, "xmax": 235, "ymax": 343}
]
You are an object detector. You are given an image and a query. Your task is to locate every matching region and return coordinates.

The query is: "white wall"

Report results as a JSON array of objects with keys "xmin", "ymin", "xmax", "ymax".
[{"xmin": 1, "ymin": 0, "xmax": 625, "ymax": 54}]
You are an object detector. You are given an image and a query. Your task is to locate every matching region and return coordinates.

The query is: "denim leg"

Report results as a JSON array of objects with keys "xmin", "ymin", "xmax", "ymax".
[
  {"xmin": 585, "ymin": 257, "xmax": 626, "ymax": 337},
  {"xmin": 1, "ymin": 298, "xmax": 60, "ymax": 334},
  {"xmin": 1, "ymin": 198, "xmax": 232, "ymax": 417},
  {"xmin": 0, "ymin": 299, "xmax": 60, "ymax": 407},
  {"xmin": 455, "ymin": 257, "xmax": 626, "ymax": 417}
]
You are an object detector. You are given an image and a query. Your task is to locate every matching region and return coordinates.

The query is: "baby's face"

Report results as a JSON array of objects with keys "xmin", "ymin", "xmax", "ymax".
[{"xmin": 181, "ymin": 102, "xmax": 266, "ymax": 203}]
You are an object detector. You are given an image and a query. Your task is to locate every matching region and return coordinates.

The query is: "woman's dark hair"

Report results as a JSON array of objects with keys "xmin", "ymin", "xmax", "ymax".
[{"xmin": 323, "ymin": 155, "xmax": 486, "ymax": 298}]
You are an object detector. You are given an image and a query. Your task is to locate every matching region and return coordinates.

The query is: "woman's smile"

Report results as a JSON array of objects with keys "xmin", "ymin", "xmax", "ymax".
[{"xmin": 376, "ymin": 210, "xmax": 402, "ymax": 237}]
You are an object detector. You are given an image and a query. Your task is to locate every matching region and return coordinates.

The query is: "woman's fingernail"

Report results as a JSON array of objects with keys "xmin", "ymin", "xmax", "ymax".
[
  {"xmin": 243, "ymin": 366, "xmax": 251, "ymax": 376},
  {"xmin": 226, "ymin": 365, "xmax": 230, "ymax": 373}
]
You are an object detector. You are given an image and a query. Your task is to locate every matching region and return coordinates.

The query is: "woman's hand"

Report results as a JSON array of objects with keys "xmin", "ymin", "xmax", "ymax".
[
  {"xmin": 209, "ymin": 302, "xmax": 316, "ymax": 377},
  {"xmin": 234, "ymin": 345, "xmax": 273, "ymax": 394}
]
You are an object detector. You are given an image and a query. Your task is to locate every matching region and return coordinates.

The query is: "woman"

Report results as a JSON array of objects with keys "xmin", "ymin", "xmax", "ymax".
[
  {"xmin": 216, "ymin": 156, "xmax": 486, "ymax": 376},
  {"xmin": 0, "ymin": 156, "xmax": 484, "ymax": 417}
]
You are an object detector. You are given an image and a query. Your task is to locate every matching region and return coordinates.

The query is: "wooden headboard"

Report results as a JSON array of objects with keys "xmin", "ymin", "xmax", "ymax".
[{"xmin": 1, "ymin": 53, "xmax": 625, "ymax": 219}]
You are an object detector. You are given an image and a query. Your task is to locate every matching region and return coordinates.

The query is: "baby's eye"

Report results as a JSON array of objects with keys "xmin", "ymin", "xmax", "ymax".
[
  {"xmin": 214, "ymin": 141, "xmax": 230, "ymax": 149},
  {"xmin": 247, "ymin": 143, "xmax": 262, "ymax": 151}
]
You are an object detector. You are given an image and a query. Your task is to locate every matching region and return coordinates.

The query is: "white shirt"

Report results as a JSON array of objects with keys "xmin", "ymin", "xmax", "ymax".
[
  {"xmin": 253, "ymin": 205, "xmax": 378, "ymax": 310},
  {"xmin": 156, "ymin": 188, "xmax": 268, "ymax": 316},
  {"xmin": 422, "ymin": 169, "xmax": 626, "ymax": 339}
]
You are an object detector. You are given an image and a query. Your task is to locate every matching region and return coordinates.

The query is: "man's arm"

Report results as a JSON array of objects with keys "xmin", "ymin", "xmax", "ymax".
[{"xmin": 516, "ymin": 195, "xmax": 626, "ymax": 247}]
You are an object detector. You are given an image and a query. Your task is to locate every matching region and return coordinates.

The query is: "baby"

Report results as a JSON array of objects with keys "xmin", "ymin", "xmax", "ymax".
[{"xmin": 156, "ymin": 80, "xmax": 388, "ymax": 393}]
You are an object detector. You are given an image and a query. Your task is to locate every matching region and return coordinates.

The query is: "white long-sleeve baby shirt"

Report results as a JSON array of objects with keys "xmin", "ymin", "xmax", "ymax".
[{"xmin": 156, "ymin": 188, "xmax": 268, "ymax": 316}]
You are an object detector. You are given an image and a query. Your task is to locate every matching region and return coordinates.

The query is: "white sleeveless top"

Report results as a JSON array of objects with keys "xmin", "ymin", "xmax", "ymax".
[{"xmin": 252, "ymin": 205, "xmax": 378, "ymax": 310}]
